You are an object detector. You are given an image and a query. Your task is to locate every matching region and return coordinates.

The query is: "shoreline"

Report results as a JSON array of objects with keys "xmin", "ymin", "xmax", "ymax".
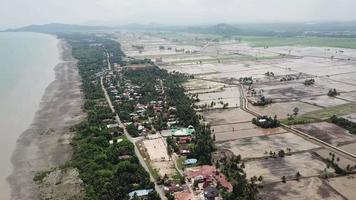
[{"xmin": 7, "ymin": 38, "xmax": 85, "ymax": 200}]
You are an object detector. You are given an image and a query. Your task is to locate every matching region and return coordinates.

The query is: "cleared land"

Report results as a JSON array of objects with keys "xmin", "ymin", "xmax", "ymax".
[{"xmin": 142, "ymin": 138, "xmax": 175, "ymax": 177}]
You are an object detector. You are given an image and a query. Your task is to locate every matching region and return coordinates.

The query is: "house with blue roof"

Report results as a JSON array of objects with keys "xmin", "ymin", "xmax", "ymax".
[
  {"xmin": 184, "ymin": 158, "xmax": 198, "ymax": 165},
  {"xmin": 128, "ymin": 189, "xmax": 154, "ymax": 199}
]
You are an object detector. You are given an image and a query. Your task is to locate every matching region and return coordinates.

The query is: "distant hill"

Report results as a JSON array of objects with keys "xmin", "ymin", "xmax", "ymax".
[
  {"xmin": 4, "ymin": 23, "xmax": 116, "ymax": 33},
  {"xmin": 5, "ymin": 22, "xmax": 356, "ymax": 37},
  {"xmin": 189, "ymin": 23, "xmax": 241, "ymax": 35}
]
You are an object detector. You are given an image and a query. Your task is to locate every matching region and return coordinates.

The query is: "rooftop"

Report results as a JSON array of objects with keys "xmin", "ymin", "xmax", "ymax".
[{"xmin": 128, "ymin": 189, "xmax": 154, "ymax": 199}]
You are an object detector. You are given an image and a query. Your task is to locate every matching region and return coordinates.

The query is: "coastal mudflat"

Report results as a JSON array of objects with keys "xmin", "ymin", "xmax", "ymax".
[{"xmin": 7, "ymin": 40, "xmax": 85, "ymax": 200}]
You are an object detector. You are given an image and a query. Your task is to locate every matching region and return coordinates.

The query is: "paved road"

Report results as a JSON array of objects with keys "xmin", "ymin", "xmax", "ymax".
[{"xmin": 100, "ymin": 63, "xmax": 167, "ymax": 199}]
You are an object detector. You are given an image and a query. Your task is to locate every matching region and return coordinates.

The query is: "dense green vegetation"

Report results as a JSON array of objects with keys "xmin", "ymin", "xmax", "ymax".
[
  {"xmin": 252, "ymin": 115, "xmax": 280, "ymax": 128},
  {"xmin": 58, "ymin": 33, "xmax": 158, "ymax": 200},
  {"xmin": 121, "ymin": 66, "xmax": 214, "ymax": 164},
  {"xmin": 217, "ymin": 155, "xmax": 261, "ymax": 200},
  {"xmin": 330, "ymin": 115, "xmax": 356, "ymax": 134}
]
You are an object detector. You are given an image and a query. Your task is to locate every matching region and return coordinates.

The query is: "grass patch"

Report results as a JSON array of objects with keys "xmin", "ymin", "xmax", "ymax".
[
  {"xmin": 282, "ymin": 103, "xmax": 356, "ymax": 125},
  {"xmin": 302, "ymin": 103, "xmax": 356, "ymax": 120},
  {"xmin": 176, "ymin": 156, "xmax": 186, "ymax": 171},
  {"xmin": 171, "ymin": 171, "xmax": 184, "ymax": 183},
  {"xmin": 281, "ymin": 116, "xmax": 316, "ymax": 125},
  {"xmin": 241, "ymin": 36, "xmax": 356, "ymax": 49}
]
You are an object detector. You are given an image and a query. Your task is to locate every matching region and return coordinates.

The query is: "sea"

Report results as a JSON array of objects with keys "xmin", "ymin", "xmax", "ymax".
[{"xmin": 0, "ymin": 32, "xmax": 60, "ymax": 199}]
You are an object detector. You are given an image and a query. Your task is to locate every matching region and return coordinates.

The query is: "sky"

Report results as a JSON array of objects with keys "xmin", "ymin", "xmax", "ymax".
[{"xmin": 1, "ymin": 0, "xmax": 356, "ymax": 28}]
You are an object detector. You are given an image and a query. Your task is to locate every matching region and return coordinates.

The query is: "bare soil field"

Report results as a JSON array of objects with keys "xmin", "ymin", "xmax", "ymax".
[
  {"xmin": 245, "ymin": 152, "xmax": 330, "ymax": 183},
  {"xmin": 212, "ymin": 122, "xmax": 286, "ymax": 142},
  {"xmin": 142, "ymin": 138, "xmax": 176, "ymax": 177},
  {"xmin": 202, "ymin": 108, "xmax": 254, "ymax": 125},
  {"xmin": 215, "ymin": 132, "xmax": 320, "ymax": 158},
  {"xmin": 259, "ymin": 177, "xmax": 345, "ymax": 200},
  {"xmin": 293, "ymin": 122, "xmax": 356, "ymax": 145},
  {"xmin": 142, "ymin": 138, "xmax": 169, "ymax": 161},
  {"xmin": 248, "ymin": 101, "xmax": 321, "ymax": 119},
  {"xmin": 151, "ymin": 161, "xmax": 176, "ymax": 178},
  {"xmin": 326, "ymin": 175, "xmax": 356, "ymax": 200}
]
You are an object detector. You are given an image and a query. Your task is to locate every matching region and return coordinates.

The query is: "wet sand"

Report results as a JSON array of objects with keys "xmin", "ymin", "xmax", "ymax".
[{"xmin": 7, "ymin": 40, "xmax": 85, "ymax": 200}]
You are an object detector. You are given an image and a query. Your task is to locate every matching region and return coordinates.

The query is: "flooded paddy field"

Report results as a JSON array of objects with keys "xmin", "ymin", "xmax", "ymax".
[
  {"xmin": 202, "ymin": 108, "xmax": 254, "ymax": 125},
  {"xmin": 248, "ymin": 101, "xmax": 321, "ymax": 119},
  {"xmin": 259, "ymin": 177, "xmax": 345, "ymax": 200},
  {"xmin": 212, "ymin": 122, "xmax": 286, "ymax": 142},
  {"xmin": 215, "ymin": 132, "xmax": 320, "ymax": 159},
  {"xmin": 314, "ymin": 148, "xmax": 356, "ymax": 170},
  {"xmin": 326, "ymin": 175, "xmax": 356, "ymax": 200},
  {"xmin": 339, "ymin": 91, "xmax": 356, "ymax": 102},
  {"xmin": 117, "ymin": 32, "xmax": 356, "ymax": 199},
  {"xmin": 300, "ymin": 95, "xmax": 349, "ymax": 108},
  {"xmin": 293, "ymin": 122, "xmax": 356, "ymax": 145},
  {"xmin": 342, "ymin": 113, "xmax": 356, "ymax": 123},
  {"xmin": 245, "ymin": 152, "xmax": 330, "ymax": 183},
  {"xmin": 338, "ymin": 142, "xmax": 356, "ymax": 155},
  {"xmin": 195, "ymin": 86, "xmax": 241, "ymax": 109},
  {"xmin": 184, "ymin": 79, "xmax": 227, "ymax": 94}
]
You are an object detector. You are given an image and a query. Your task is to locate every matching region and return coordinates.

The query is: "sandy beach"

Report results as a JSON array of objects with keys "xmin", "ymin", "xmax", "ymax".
[{"xmin": 7, "ymin": 40, "xmax": 85, "ymax": 200}]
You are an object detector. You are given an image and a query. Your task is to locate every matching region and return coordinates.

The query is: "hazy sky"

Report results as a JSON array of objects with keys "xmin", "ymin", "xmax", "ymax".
[{"xmin": 1, "ymin": 0, "xmax": 356, "ymax": 28}]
